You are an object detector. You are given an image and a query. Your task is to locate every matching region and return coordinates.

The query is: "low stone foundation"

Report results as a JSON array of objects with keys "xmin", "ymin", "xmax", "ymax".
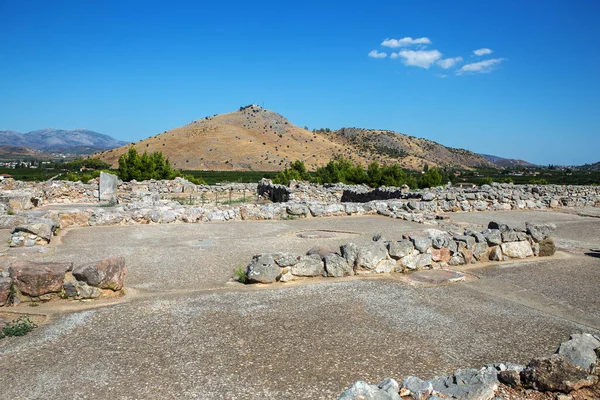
[
  {"xmin": 338, "ymin": 333, "xmax": 600, "ymax": 399},
  {"xmin": 0, "ymin": 257, "xmax": 126, "ymax": 307},
  {"xmin": 240, "ymin": 221, "xmax": 556, "ymax": 284}
]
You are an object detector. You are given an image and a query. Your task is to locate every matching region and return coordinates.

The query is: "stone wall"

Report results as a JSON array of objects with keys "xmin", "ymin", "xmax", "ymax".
[
  {"xmin": 239, "ymin": 221, "xmax": 556, "ymax": 284},
  {"xmin": 0, "ymin": 257, "xmax": 126, "ymax": 307},
  {"xmin": 338, "ymin": 333, "xmax": 600, "ymax": 399}
]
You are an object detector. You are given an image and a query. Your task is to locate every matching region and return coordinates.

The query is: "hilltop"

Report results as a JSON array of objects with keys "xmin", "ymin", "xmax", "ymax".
[
  {"xmin": 95, "ymin": 105, "xmax": 496, "ymax": 171},
  {"xmin": 0, "ymin": 129, "xmax": 128, "ymax": 155}
]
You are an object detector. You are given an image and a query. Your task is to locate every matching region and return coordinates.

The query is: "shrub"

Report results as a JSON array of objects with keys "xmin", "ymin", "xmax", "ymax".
[
  {"xmin": 118, "ymin": 147, "xmax": 177, "ymax": 182},
  {"xmin": 273, "ymin": 160, "xmax": 311, "ymax": 185},
  {"xmin": 418, "ymin": 168, "xmax": 443, "ymax": 188},
  {"xmin": 0, "ymin": 315, "xmax": 37, "ymax": 339},
  {"xmin": 530, "ymin": 178, "xmax": 548, "ymax": 185},
  {"xmin": 233, "ymin": 266, "xmax": 248, "ymax": 284}
]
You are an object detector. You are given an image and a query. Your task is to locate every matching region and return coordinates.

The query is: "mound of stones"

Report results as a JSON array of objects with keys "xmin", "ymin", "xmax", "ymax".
[
  {"xmin": 338, "ymin": 333, "xmax": 600, "ymax": 399},
  {"xmin": 0, "ymin": 256, "xmax": 126, "ymax": 306},
  {"xmin": 241, "ymin": 221, "xmax": 556, "ymax": 284}
]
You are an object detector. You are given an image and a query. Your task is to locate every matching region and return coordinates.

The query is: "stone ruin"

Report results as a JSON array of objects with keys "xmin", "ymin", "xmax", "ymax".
[
  {"xmin": 0, "ymin": 257, "xmax": 126, "ymax": 307},
  {"xmin": 240, "ymin": 221, "xmax": 557, "ymax": 284},
  {"xmin": 338, "ymin": 333, "xmax": 600, "ymax": 399}
]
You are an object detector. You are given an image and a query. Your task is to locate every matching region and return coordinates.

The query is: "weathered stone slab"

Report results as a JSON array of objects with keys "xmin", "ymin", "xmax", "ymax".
[
  {"xmin": 521, "ymin": 355, "xmax": 597, "ymax": 393},
  {"xmin": 291, "ymin": 254, "xmax": 324, "ymax": 277},
  {"xmin": 556, "ymin": 333, "xmax": 600, "ymax": 371},
  {"xmin": 501, "ymin": 241, "xmax": 534, "ymax": 259},
  {"xmin": 355, "ymin": 242, "xmax": 388, "ymax": 270},
  {"xmin": 72, "ymin": 256, "xmax": 126, "ymax": 291},
  {"xmin": 324, "ymin": 254, "xmax": 353, "ymax": 277},
  {"xmin": 9, "ymin": 261, "xmax": 73, "ymax": 297},
  {"xmin": 99, "ymin": 171, "xmax": 118, "ymax": 202},
  {"xmin": 245, "ymin": 254, "xmax": 280, "ymax": 283}
]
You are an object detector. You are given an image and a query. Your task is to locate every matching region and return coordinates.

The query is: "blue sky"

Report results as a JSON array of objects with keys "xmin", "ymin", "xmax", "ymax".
[{"xmin": 1, "ymin": 0, "xmax": 599, "ymax": 166}]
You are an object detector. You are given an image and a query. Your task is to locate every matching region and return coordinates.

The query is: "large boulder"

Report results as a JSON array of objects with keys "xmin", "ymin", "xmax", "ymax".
[
  {"xmin": 387, "ymin": 240, "xmax": 414, "ymax": 260},
  {"xmin": 324, "ymin": 254, "xmax": 353, "ymax": 277},
  {"xmin": 341, "ymin": 243, "xmax": 359, "ymax": 267},
  {"xmin": 338, "ymin": 380, "xmax": 400, "ymax": 400},
  {"xmin": 556, "ymin": 333, "xmax": 600, "ymax": 371},
  {"xmin": 355, "ymin": 242, "xmax": 388, "ymax": 271},
  {"xmin": 291, "ymin": 254, "xmax": 324, "ymax": 277},
  {"xmin": 0, "ymin": 277, "xmax": 11, "ymax": 306},
  {"xmin": 9, "ymin": 261, "xmax": 73, "ymax": 297},
  {"xmin": 11, "ymin": 217, "xmax": 56, "ymax": 242},
  {"xmin": 501, "ymin": 241, "xmax": 533, "ymax": 259},
  {"xmin": 526, "ymin": 222, "xmax": 556, "ymax": 242},
  {"xmin": 245, "ymin": 254, "xmax": 281, "ymax": 283},
  {"xmin": 72, "ymin": 256, "xmax": 126, "ymax": 291},
  {"xmin": 520, "ymin": 355, "xmax": 597, "ymax": 393},
  {"xmin": 428, "ymin": 367, "xmax": 499, "ymax": 400},
  {"xmin": 400, "ymin": 253, "xmax": 432, "ymax": 270}
]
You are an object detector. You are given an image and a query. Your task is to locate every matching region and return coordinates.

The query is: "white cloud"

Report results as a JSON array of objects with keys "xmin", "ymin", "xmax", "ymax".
[
  {"xmin": 457, "ymin": 58, "xmax": 504, "ymax": 74},
  {"xmin": 368, "ymin": 50, "xmax": 387, "ymax": 59},
  {"xmin": 381, "ymin": 37, "xmax": 431, "ymax": 48},
  {"xmin": 473, "ymin": 48, "xmax": 492, "ymax": 56},
  {"xmin": 396, "ymin": 49, "xmax": 442, "ymax": 68},
  {"xmin": 389, "ymin": 52, "xmax": 399, "ymax": 59},
  {"xmin": 436, "ymin": 56, "xmax": 463, "ymax": 69}
]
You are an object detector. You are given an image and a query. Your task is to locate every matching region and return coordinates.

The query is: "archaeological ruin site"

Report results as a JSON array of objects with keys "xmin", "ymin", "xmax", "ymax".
[{"xmin": 0, "ymin": 173, "xmax": 599, "ymax": 399}]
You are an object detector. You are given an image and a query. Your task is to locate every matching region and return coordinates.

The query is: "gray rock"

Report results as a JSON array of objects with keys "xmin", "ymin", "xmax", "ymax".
[
  {"xmin": 482, "ymin": 229, "xmax": 502, "ymax": 246},
  {"xmin": 324, "ymin": 254, "xmax": 353, "ymax": 277},
  {"xmin": 410, "ymin": 236, "xmax": 432, "ymax": 253},
  {"xmin": 341, "ymin": 243, "xmax": 359, "ymax": 267},
  {"xmin": 501, "ymin": 241, "xmax": 533, "ymax": 259},
  {"xmin": 454, "ymin": 234, "xmax": 475, "ymax": 249},
  {"xmin": 63, "ymin": 281, "xmax": 101, "ymax": 299},
  {"xmin": 372, "ymin": 233, "xmax": 387, "ymax": 242},
  {"xmin": 488, "ymin": 246, "xmax": 503, "ymax": 261},
  {"xmin": 422, "ymin": 192, "xmax": 435, "ymax": 201},
  {"xmin": 557, "ymin": 333, "xmax": 600, "ymax": 371},
  {"xmin": 99, "ymin": 172, "xmax": 118, "ymax": 202},
  {"xmin": 377, "ymin": 378, "xmax": 401, "ymax": 400},
  {"xmin": 387, "ymin": 240, "xmax": 414, "ymax": 259},
  {"xmin": 401, "ymin": 376, "xmax": 433, "ymax": 399},
  {"xmin": 291, "ymin": 254, "xmax": 324, "ymax": 276},
  {"xmin": 286, "ymin": 203, "xmax": 309, "ymax": 216},
  {"xmin": 356, "ymin": 242, "xmax": 388, "ymax": 270},
  {"xmin": 498, "ymin": 370, "xmax": 521, "ymax": 386},
  {"xmin": 374, "ymin": 259, "xmax": 396, "ymax": 274},
  {"xmin": 430, "ymin": 368, "xmax": 499, "ymax": 400},
  {"xmin": 526, "ymin": 222, "xmax": 556, "ymax": 242},
  {"xmin": 12, "ymin": 217, "xmax": 56, "ymax": 242},
  {"xmin": 473, "ymin": 242, "xmax": 489, "ymax": 261},
  {"xmin": 501, "ymin": 230, "xmax": 519, "ymax": 242},
  {"xmin": 400, "ymin": 253, "xmax": 432, "ymax": 270},
  {"xmin": 245, "ymin": 255, "xmax": 281, "ymax": 284},
  {"xmin": 448, "ymin": 254, "xmax": 466, "ymax": 266},
  {"xmin": 338, "ymin": 380, "xmax": 396, "ymax": 400},
  {"xmin": 272, "ymin": 253, "xmax": 299, "ymax": 267}
]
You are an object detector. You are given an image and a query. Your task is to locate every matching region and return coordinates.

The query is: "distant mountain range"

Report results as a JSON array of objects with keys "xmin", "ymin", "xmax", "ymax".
[
  {"xmin": 0, "ymin": 129, "xmax": 128, "ymax": 155},
  {"xmin": 478, "ymin": 154, "xmax": 536, "ymax": 168}
]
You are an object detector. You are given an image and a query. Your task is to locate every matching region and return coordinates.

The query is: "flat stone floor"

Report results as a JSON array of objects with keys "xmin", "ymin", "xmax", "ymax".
[{"xmin": 1, "ymin": 210, "xmax": 599, "ymax": 399}]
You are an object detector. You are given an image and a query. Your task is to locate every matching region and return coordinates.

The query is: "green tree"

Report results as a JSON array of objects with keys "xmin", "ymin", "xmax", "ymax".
[
  {"xmin": 118, "ymin": 147, "xmax": 177, "ymax": 181},
  {"xmin": 273, "ymin": 160, "xmax": 311, "ymax": 184},
  {"xmin": 418, "ymin": 168, "xmax": 443, "ymax": 188}
]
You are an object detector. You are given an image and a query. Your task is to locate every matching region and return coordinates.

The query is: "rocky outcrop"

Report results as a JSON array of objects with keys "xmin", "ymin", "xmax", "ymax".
[
  {"xmin": 2, "ymin": 258, "xmax": 127, "ymax": 306},
  {"xmin": 238, "ymin": 222, "xmax": 554, "ymax": 284},
  {"xmin": 339, "ymin": 334, "xmax": 600, "ymax": 399},
  {"xmin": 72, "ymin": 256, "xmax": 126, "ymax": 291},
  {"xmin": 9, "ymin": 261, "xmax": 73, "ymax": 298}
]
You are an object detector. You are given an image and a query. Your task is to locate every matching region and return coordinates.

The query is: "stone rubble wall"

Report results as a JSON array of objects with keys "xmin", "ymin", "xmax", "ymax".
[
  {"xmin": 338, "ymin": 333, "xmax": 600, "ymax": 400},
  {"xmin": 0, "ymin": 257, "xmax": 126, "ymax": 307},
  {"xmin": 240, "ymin": 221, "xmax": 556, "ymax": 284}
]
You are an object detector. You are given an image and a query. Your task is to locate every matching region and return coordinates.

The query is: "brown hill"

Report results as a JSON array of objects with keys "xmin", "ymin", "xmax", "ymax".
[
  {"xmin": 0, "ymin": 145, "xmax": 53, "ymax": 160},
  {"xmin": 95, "ymin": 105, "xmax": 496, "ymax": 171}
]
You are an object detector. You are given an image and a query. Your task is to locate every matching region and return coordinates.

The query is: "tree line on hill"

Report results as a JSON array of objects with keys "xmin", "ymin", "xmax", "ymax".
[{"xmin": 273, "ymin": 158, "xmax": 451, "ymax": 189}]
